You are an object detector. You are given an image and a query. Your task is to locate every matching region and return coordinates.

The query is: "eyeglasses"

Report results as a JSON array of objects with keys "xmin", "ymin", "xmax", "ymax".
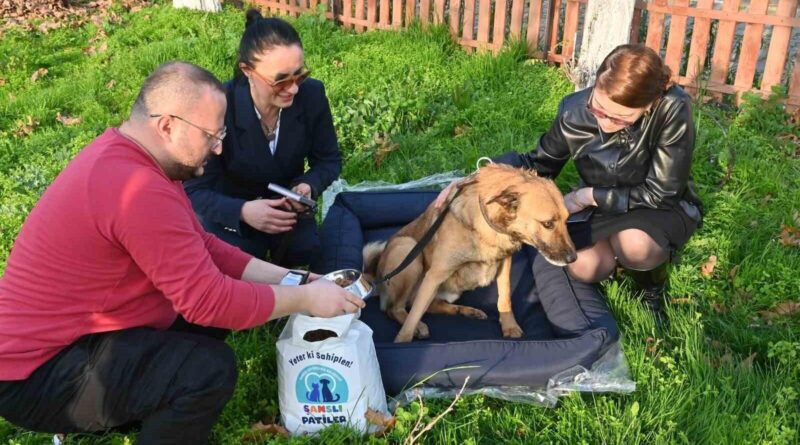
[
  {"xmin": 150, "ymin": 114, "xmax": 226, "ymax": 149},
  {"xmin": 248, "ymin": 67, "xmax": 311, "ymax": 93},
  {"xmin": 586, "ymin": 90, "xmax": 638, "ymax": 128}
]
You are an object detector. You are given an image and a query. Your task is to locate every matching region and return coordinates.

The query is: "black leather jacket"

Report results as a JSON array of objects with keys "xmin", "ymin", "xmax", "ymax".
[{"xmin": 495, "ymin": 85, "xmax": 702, "ymax": 222}]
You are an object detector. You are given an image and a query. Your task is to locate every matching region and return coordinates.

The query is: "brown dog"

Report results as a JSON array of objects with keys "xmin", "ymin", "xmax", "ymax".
[{"xmin": 363, "ymin": 164, "xmax": 577, "ymax": 343}]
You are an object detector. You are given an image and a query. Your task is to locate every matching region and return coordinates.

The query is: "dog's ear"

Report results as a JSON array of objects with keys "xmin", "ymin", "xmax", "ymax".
[
  {"xmin": 484, "ymin": 187, "xmax": 520, "ymax": 229},
  {"xmin": 487, "ymin": 187, "xmax": 519, "ymax": 212}
]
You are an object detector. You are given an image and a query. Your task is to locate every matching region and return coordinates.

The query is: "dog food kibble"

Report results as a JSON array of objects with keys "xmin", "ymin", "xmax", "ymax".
[
  {"xmin": 303, "ymin": 329, "xmax": 338, "ymax": 342},
  {"xmin": 334, "ymin": 277, "xmax": 354, "ymax": 287}
]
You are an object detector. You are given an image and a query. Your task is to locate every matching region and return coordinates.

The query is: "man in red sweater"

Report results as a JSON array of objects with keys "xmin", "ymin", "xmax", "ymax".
[{"xmin": 0, "ymin": 62, "xmax": 363, "ymax": 443}]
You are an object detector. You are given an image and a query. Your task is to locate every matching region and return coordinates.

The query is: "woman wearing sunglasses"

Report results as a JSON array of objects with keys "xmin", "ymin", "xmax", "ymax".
[
  {"xmin": 185, "ymin": 9, "xmax": 341, "ymax": 269},
  {"xmin": 438, "ymin": 44, "xmax": 702, "ymax": 318}
]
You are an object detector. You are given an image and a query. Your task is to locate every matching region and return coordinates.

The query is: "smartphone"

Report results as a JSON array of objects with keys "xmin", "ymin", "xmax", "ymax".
[
  {"xmin": 280, "ymin": 270, "xmax": 310, "ymax": 286},
  {"xmin": 567, "ymin": 207, "xmax": 595, "ymax": 224},
  {"xmin": 267, "ymin": 183, "xmax": 317, "ymax": 210}
]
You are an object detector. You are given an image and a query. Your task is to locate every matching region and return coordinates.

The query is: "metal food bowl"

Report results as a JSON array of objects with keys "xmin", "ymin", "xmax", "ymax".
[{"xmin": 321, "ymin": 269, "xmax": 373, "ymax": 300}]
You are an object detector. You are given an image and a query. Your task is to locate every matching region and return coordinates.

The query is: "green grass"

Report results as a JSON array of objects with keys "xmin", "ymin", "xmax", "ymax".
[{"xmin": 1, "ymin": 2, "xmax": 799, "ymax": 444}]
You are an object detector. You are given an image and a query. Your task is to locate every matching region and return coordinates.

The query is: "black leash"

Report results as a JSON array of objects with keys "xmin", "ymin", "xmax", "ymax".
[{"xmin": 373, "ymin": 186, "xmax": 465, "ymax": 285}]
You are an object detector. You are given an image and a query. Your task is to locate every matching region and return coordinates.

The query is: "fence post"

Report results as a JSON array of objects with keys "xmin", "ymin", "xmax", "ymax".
[{"xmin": 574, "ymin": 0, "xmax": 636, "ymax": 89}]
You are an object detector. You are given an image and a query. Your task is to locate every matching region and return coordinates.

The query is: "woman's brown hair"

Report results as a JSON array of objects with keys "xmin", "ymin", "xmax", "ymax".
[{"xmin": 595, "ymin": 44, "xmax": 672, "ymax": 108}]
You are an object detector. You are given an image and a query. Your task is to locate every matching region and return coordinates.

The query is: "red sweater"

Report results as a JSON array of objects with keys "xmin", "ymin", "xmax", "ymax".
[{"xmin": 0, "ymin": 129, "xmax": 275, "ymax": 380}]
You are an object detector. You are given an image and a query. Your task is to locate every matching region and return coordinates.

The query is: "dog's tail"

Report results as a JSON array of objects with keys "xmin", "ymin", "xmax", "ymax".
[{"xmin": 361, "ymin": 241, "xmax": 387, "ymax": 278}]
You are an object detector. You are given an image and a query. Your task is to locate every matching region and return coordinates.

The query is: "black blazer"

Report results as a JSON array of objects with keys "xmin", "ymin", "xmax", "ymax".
[
  {"xmin": 495, "ymin": 85, "xmax": 701, "ymax": 221},
  {"xmin": 184, "ymin": 76, "xmax": 341, "ymax": 233}
]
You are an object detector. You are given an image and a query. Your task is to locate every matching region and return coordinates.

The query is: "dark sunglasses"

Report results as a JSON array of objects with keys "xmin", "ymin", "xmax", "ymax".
[
  {"xmin": 150, "ymin": 114, "xmax": 226, "ymax": 149},
  {"xmin": 586, "ymin": 89, "xmax": 638, "ymax": 128},
  {"xmin": 249, "ymin": 67, "xmax": 311, "ymax": 93}
]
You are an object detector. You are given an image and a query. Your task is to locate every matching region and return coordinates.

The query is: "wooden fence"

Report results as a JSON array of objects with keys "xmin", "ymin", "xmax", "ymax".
[{"xmin": 252, "ymin": 0, "xmax": 800, "ymax": 107}]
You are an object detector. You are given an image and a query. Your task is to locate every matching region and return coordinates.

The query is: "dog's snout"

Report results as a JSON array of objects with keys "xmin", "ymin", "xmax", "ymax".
[{"xmin": 565, "ymin": 250, "xmax": 578, "ymax": 264}]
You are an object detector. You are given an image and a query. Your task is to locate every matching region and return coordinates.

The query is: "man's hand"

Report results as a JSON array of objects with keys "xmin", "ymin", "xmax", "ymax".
[
  {"xmin": 433, "ymin": 179, "xmax": 465, "ymax": 209},
  {"xmin": 241, "ymin": 198, "xmax": 297, "ymax": 234},
  {"xmin": 301, "ymin": 279, "xmax": 365, "ymax": 317},
  {"xmin": 563, "ymin": 187, "xmax": 595, "ymax": 214}
]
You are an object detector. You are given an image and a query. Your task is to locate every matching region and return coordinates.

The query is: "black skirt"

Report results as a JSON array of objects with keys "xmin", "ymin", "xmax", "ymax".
[{"xmin": 567, "ymin": 206, "xmax": 700, "ymax": 251}]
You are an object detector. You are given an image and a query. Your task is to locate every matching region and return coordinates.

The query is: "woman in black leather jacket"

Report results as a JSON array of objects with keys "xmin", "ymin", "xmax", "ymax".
[{"xmin": 440, "ymin": 44, "xmax": 702, "ymax": 315}]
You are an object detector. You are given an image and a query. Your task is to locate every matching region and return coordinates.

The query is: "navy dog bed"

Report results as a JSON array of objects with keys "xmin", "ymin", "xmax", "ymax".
[{"xmin": 317, "ymin": 191, "xmax": 620, "ymax": 395}]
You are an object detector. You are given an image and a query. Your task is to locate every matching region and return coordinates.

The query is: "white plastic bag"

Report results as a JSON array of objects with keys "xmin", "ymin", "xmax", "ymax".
[{"xmin": 276, "ymin": 311, "xmax": 388, "ymax": 435}]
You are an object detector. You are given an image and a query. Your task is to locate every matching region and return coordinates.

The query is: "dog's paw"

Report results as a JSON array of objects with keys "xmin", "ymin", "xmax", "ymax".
[
  {"xmin": 502, "ymin": 324, "xmax": 524, "ymax": 338},
  {"xmin": 394, "ymin": 332, "xmax": 413, "ymax": 343},
  {"xmin": 460, "ymin": 307, "xmax": 488, "ymax": 320},
  {"xmin": 414, "ymin": 322, "xmax": 430, "ymax": 339}
]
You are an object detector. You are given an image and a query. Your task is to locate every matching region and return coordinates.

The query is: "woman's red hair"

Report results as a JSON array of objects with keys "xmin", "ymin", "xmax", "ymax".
[{"xmin": 595, "ymin": 44, "xmax": 672, "ymax": 108}]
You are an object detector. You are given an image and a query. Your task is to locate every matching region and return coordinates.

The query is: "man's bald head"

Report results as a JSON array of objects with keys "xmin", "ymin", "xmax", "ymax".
[{"xmin": 131, "ymin": 61, "xmax": 225, "ymax": 119}]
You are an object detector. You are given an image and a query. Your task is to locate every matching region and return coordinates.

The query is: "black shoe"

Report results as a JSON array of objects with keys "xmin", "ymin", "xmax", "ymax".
[
  {"xmin": 628, "ymin": 263, "xmax": 669, "ymax": 325},
  {"xmin": 640, "ymin": 285, "xmax": 665, "ymax": 313}
]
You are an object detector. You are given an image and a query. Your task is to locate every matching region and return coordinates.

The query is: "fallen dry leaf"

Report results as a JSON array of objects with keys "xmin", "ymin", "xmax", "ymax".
[
  {"xmin": 670, "ymin": 297, "xmax": 693, "ymax": 305},
  {"xmin": 740, "ymin": 352, "xmax": 757, "ymax": 370},
  {"xmin": 13, "ymin": 116, "xmax": 38, "ymax": 137},
  {"xmin": 374, "ymin": 143, "xmax": 399, "ymax": 167},
  {"xmin": 453, "ymin": 125, "xmax": 470, "ymax": 136},
  {"xmin": 365, "ymin": 408, "xmax": 396, "ymax": 435},
  {"xmin": 37, "ymin": 21, "xmax": 59, "ymax": 33},
  {"xmin": 757, "ymin": 301, "xmax": 800, "ymax": 320},
  {"xmin": 710, "ymin": 302, "xmax": 727, "ymax": 314},
  {"xmin": 105, "ymin": 79, "xmax": 115, "ymax": 89},
  {"xmin": 788, "ymin": 107, "xmax": 800, "ymax": 127},
  {"xmin": 84, "ymin": 41, "xmax": 108, "ymax": 55},
  {"xmin": 56, "ymin": 112, "xmax": 82, "ymax": 126},
  {"xmin": 241, "ymin": 421, "xmax": 289, "ymax": 442},
  {"xmin": 700, "ymin": 255, "xmax": 718, "ymax": 278},
  {"xmin": 729, "ymin": 264, "xmax": 740, "ymax": 282},
  {"xmin": 708, "ymin": 351, "xmax": 734, "ymax": 369},
  {"xmin": 0, "ymin": 78, "xmax": 6, "ymax": 86},
  {"xmin": 779, "ymin": 224, "xmax": 800, "ymax": 248},
  {"xmin": 645, "ymin": 336, "xmax": 662, "ymax": 355},
  {"xmin": 30, "ymin": 67, "xmax": 48, "ymax": 82},
  {"xmin": 372, "ymin": 132, "xmax": 399, "ymax": 168}
]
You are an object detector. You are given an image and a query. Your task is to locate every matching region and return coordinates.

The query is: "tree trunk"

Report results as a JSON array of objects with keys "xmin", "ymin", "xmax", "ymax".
[
  {"xmin": 173, "ymin": 0, "xmax": 222, "ymax": 12},
  {"xmin": 574, "ymin": 0, "xmax": 636, "ymax": 90}
]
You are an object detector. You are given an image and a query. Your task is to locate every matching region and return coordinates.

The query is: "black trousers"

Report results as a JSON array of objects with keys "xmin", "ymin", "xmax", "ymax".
[
  {"xmin": 0, "ymin": 318, "xmax": 234, "ymax": 444},
  {"xmin": 204, "ymin": 213, "xmax": 321, "ymax": 270}
]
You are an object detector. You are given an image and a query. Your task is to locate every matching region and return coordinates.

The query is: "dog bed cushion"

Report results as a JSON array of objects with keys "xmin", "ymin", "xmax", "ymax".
[{"xmin": 317, "ymin": 191, "xmax": 621, "ymax": 395}]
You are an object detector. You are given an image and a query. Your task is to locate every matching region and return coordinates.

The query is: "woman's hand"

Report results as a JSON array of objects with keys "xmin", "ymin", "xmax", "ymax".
[
  {"xmin": 241, "ymin": 198, "xmax": 297, "ymax": 234},
  {"xmin": 433, "ymin": 179, "xmax": 465, "ymax": 209},
  {"xmin": 301, "ymin": 279, "xmax": 365, "ymax": 317},
  {"xmin": 287, "ymin": 183, "xmax": 313, "ymax": 212},
  {"xmin": 563, "ymin": 187, "xmax": 596, "ymax": 214}
]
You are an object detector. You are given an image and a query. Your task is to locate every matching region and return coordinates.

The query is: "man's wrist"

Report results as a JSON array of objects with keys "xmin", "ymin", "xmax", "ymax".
[
  {"xmin": 240, "ymin": 200, "xmax": 250, "ymax": 222},
  {"xmin": 294, "ymin": 286, "xmax": 311, "ymax": 314}
]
